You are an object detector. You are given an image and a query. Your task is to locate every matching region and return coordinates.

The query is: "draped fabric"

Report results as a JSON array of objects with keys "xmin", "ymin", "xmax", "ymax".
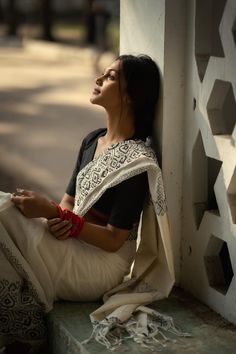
[
  {"xmin": 0, "ymin": 194, "xmax": 49, "ymax": 348},
  {"xmin": 73, "ymin": 139, "xmax": 176, "ymax": 349},
  {"xmin": 0, "ymin": 138, "xmax": 176, "ymax": 350}
]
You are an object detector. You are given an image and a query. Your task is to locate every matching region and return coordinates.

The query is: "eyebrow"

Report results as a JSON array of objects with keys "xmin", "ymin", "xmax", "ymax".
[{"xmin": 103, "ymin": 69, "xmax": 119, "ymax": 75}]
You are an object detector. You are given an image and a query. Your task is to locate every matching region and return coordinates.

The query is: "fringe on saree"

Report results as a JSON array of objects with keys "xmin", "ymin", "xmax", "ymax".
[{"xmin": 72, "ymin": 139, "xmax": 188, "ymax": 350}]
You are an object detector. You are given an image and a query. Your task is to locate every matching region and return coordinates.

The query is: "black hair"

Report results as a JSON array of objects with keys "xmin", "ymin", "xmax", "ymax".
[{"xmin": 117, "ymin": 54, "xmax": 161, "ymax": 141}]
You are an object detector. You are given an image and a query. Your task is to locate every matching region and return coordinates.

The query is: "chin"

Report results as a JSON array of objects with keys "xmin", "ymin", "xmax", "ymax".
[
  {"xmin": 90, "ymin": 96, "xmax": 97, "ymax": 104},
  {"xmin": 90, "ymin": 96, "xmax": 103, "ymax": 106}
]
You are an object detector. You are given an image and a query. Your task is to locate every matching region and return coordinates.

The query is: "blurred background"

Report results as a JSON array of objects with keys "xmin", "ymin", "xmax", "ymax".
[
  {"xmin": 0, "ymin": 0, "xmax": 119, "ymax": 52},
  {"xmin": 0, "ymin": 0, "xmax": 120, "ymax": 201}
]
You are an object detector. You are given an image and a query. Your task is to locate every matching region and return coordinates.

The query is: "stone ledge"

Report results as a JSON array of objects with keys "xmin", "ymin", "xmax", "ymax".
[{"xmin": 46, "ymin": 288, "xmax": 236, "ymax": 354}]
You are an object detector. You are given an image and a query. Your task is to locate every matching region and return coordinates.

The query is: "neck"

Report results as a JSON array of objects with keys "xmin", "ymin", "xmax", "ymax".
[{"xmin": 104, "ymin": 108, "xmax": 135, "ymax": 143}]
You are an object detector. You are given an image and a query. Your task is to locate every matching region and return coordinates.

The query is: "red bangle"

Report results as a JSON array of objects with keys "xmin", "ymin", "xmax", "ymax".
[
  {"xmin": 51, "ymin": 201, "xmax": 64, "ymax": 219},
  {"xmin": 50, "ymin": 201, "xmax": 85, "ymax": 238},
  {"xmin": 63, "ymin": 208, "xmax": 85, "ymax": 238}
]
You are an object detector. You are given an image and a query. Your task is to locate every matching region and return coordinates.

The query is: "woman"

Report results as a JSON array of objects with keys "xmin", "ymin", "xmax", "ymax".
[{"xmin": 0, "ymin": 55, "xmax": 175, "ymax": 352}]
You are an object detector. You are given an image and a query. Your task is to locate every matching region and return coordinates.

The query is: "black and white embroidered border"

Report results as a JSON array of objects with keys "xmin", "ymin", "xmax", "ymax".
[
  {"xmin": 74, "ymin": 139, "xmax": 167, "ymax": 217},
  {"xmin": 0, "ymin": 242, "xmax": 47, "ymax": 340}
]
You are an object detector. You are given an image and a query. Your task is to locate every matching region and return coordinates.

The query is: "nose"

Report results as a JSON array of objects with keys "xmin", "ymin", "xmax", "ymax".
[{"xmin": 95, "ymin": 75, "xmax": 103, "ymax": 86}]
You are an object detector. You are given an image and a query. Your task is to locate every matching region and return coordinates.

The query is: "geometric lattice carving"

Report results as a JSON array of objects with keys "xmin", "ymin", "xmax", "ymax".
[
  {"xmin": 207, "ymin": 80, "xmax": 236, "ymax": 135},
  {"xmin": 195, "ymin": 0, "xmax": 226, "ymax": 81},
  {"xmin": 204, "ymin": 235, "xmax": 234, "ymax": 294},
  {"xmin": 192, "ymin": 132, "xmax": 222, "ymax": 229},
  {"xmin": 227, "ymin": 167, "xmax": 236, "ymax": 224}
]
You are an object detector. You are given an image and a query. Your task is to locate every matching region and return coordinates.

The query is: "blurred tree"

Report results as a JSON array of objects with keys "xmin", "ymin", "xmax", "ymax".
[
  {"xmin": 0, "ymin": 1, "xmax": 3, "ymax": 23},
  {"xmin": 84, "ymin": 0, "xmax": 95, "ymax": 45},
  {"xmin": 40, "ymin": 0, "xmax": 54, "ymax": 41},
  {"xmin": 6, "ymin": 0, "xmax": 19, "ymax": 36}
]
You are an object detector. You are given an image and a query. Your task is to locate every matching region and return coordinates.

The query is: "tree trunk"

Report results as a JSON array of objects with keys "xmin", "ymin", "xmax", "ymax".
[
  {"xmin": 6, "ymin": 0, "xmax": 19, "ymax": 36},
  {"xmin": 41, "ymin": 0, "xmax": 54, "ymax": 41}
]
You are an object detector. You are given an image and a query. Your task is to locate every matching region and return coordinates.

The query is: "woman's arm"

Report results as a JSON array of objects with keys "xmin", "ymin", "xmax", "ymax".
[
  {"xmin": 11, "ymin": 190, "xmax": 75, "ymax": 216},
  {"xmin": 11, "ymin": 189, "xmax": 130, "ymax": 252},
  {"xmin": 48, "ymin": 217, "xmax": 130, "ymax": 252},
  {"xmin": 59, "ymin": 193, "xmax": 75, "ymax": 210},
  {"xmin": 80, "ymin": 223, "xmax": 130, "ymax": 252},
  {"xmin": 11, "ymin": 189, "xmax": 59, "ymax": 219}
]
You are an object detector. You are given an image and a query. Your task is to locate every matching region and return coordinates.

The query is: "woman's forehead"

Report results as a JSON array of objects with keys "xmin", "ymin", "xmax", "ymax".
[{"xmin": 105, "ymin": 60, "xmax": 121, "ymax": 73}]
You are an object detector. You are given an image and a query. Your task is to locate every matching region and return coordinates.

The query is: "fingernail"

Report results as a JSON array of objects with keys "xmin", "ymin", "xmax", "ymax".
[{"xmin": 16, "ymin": 188, "xmax": 24, "ymax": 194}]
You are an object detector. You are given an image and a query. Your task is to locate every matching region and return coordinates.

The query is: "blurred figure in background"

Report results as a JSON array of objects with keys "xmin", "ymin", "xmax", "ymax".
[
  {"xmin": 0, "ymin": 0, "xmax": 55, "ymax": 41},
  {"xmin": 84, "ymin": 0, "xmax": 96, "ymax": 45},
  {"xmin": 40, "ymin": 0, "xmax": 54, "ymax": 41},
  {"xmin": 91, "ymin": 0, "xmax": 111, "ymax": 74},
  {"xmin": 3, "ymin": 0, "xmax": 19, "ymax": 37}
]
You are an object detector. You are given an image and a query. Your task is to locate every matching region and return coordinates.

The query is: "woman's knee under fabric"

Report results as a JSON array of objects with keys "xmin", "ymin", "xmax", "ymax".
[
  {"xmin": 0, "ymin": 192, "xmax": 135, "ymax": 342},
  {"xmin": 0, "ymin": 192, "xmax": 135, "ymax": 301},
  {"xmin": 0, "ymin": 246, "xmax": 47, "ymax": 341}
]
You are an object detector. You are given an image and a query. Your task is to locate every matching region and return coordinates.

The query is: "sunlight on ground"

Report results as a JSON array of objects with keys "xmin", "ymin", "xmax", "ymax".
[
  {"xmin": 0, "ymin": 122, "xmax": 23, "ymax": 134},
  {"xmin": 0, "ymin": 44, "xmax": 109, "ymax": 198}
]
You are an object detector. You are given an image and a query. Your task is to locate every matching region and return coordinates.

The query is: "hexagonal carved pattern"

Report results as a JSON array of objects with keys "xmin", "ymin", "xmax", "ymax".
[
  {"xmin": 182, "ymin": 0, "xmax": 236, "ymax": 324},
  {"xmin": 192, "ymin": 132, "xmax": 222, "ymax": 229},
  {"xmin": 204, "ymin": 235, "xmax": 234, "ymax": 294},
  {"xmin": 207, "ymin": 80, "xmax": 236, "ymax": 135},
  {"xmin": 195, "ymin": 0, "xmax": 226, "ymax": 81}
]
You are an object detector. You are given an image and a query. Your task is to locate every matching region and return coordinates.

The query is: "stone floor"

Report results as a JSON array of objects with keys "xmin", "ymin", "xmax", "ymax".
[{"xmin": 47, "ymin": 287, "xmax": 236, "ymax": 354}]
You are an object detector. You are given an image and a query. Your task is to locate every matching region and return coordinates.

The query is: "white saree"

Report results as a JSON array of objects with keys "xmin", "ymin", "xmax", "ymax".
[{"xmin": 0, "ymin": 138, "xmax": 181, "ymax": 351}]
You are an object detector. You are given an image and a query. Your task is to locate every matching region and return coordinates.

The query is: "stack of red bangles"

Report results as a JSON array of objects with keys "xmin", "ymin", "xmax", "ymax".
[{"xmin": 51, "ymin": 202, "xmax": 85, "ymax": 238}]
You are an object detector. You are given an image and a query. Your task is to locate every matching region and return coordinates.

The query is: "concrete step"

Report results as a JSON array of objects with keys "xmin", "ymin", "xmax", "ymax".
[{"xmin": 46, "ymin": 288, "xmax": 236, "ymax": 354}]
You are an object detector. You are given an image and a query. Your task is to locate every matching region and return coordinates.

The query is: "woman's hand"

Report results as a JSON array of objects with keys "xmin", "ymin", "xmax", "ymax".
[
  {"xmin": 47, "ymin": 218, "xmax": 72, "ymax": 240},
  {"xmin": 11, "ymin": 189, "xmax": 58, "ymax": 219}
]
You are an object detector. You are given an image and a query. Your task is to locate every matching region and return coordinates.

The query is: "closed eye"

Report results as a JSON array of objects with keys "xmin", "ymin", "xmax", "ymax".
[{"xmin": 104, "ymin": 73, "xmax": 115, "ymax": 81}]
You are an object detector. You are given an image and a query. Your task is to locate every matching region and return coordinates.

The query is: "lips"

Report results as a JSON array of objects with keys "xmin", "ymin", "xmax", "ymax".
[{"xmin": 92, "ymin": 87, "xmax": 101, "ymax": 95}]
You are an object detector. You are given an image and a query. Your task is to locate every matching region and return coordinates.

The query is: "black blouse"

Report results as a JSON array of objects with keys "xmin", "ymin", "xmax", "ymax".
[{"xmin": 66, "ymin": 128, "xmax": 149, "ymax": 230}]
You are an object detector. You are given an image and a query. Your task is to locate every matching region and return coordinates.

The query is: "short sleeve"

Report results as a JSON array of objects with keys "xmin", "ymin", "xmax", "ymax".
[
  {"xmin": 107, "ymin": 172, "xmax": 149, "ymax": 230},
  {"xmin": 66, "ymin": 139, "xmax": 86, "ymax": 197}
]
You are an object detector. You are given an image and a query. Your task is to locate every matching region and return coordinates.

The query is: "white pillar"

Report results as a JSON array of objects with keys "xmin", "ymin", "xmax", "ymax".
[{"xmin": 120, "ymin": 0, "xmax": 186, "ymax": 280}]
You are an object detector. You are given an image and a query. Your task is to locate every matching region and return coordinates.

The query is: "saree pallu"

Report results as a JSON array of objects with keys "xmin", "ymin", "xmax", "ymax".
[
  {"xmin": 0, "ymin": 138, "xmax": 178, "ymax": 351},
  {"xmin": 73, "ymin": 139, "xmax": 178, "ymax": 350}
]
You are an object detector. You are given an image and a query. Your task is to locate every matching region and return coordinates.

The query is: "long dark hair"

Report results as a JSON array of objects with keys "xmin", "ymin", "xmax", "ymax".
[{"xmin": 117, "ymin": 54, "xmax": 161, "ymax": 141}]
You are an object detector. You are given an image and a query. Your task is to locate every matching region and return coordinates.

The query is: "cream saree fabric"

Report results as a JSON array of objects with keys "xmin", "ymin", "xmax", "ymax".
[
  {"xmin": 0, "ymin": 138, "xmax": 176, "ymax": 350},
  {"xmin": 0, "ymin": 192, "xmax": 134, "ymax": 342},
  {"xmin": 73, "ymin": 139, "xmax": 176, "ymax": 349}
]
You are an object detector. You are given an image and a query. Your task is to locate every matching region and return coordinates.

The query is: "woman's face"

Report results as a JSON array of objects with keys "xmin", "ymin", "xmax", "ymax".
[{"xmin": 90, "ymin": 60, "xmax": 127, "ymax": 110}]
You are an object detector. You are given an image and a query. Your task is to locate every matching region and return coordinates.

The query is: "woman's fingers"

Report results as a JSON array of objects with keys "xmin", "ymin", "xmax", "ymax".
[
  {"xmin": 11, "ymin": 194, "xmax": 24, "ymax": 205},
  {"xmin": 50, "ymin": 220, "xmax": 71, "ymax": 232},
  {"xmin": 48, "ymin": 219, "xmax": 72, "ymax": 240},
  {"xmin": 52, "ymin": 222, "xmax": 72, "ymax": 236},
  {"xmin": 47, "ymin": 218, "xmax": 61, "ymax": 226},
  {"xmin": 11, "ymin": 189, "xmax": 53, "ymax": 218},
  {"xmin": 16, "ymin": 188, "xmax": 32, "ymax": 196},
  {"xmin": 11, "ymin": 189, "xmax": 33, "ymax": 204},
  {"xmin": 56, "ymin": 230, "xmax": 72, "ymax": 240}
]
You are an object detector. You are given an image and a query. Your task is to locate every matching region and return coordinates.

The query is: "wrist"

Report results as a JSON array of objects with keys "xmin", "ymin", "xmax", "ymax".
[
  {"xmin": 48, "ymin": 202, "xmax": 84, "ymax": 238},
  {"xmin": 46, "ymin": 202, "xmax": 60, "ymax": 219}
]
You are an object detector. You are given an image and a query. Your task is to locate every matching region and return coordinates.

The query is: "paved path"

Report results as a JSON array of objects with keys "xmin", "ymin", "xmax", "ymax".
[{"xmin": 0, "ymin": 39, "xmax": 115, "ymax": 200}]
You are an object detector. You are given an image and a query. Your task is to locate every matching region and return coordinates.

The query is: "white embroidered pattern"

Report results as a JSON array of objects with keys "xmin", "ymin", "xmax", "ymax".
[{"xmin": 74, "ymin": 139, "xmax": 167, "ymax": 217}]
